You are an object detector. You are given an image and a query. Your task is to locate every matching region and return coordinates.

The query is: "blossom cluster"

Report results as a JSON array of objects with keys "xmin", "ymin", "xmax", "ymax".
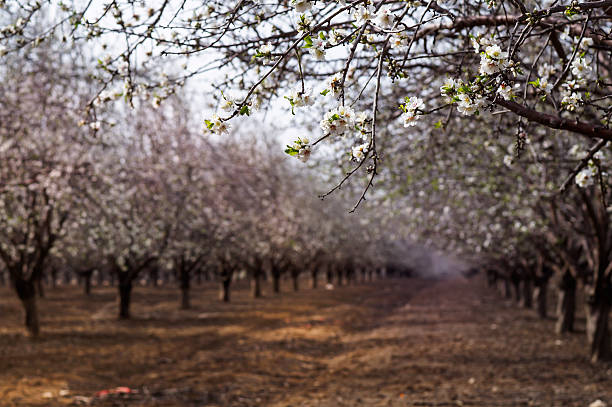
[
  {"xmin": 575, "ymin": 162, "xmax": 599, "ymax": 188},
  {"xmin": 285, "ymin": 88, "xmax": 315, "ymax": 113},
  {"xmin": 400, "ymin": 97, "xmax": 424, "ymax": 127},
  {"xmin": 320, "ymin": 105, "xmax": 356, "ymax": 137},
  {"xmin": 440, "ymin": 78, "xmax": 484, "ymax": 116},
  {"xmin": 478, "ymin": 44, "xmax": 509, "ymax": 76},
  {"xmin": 285, "ymin": 136, "xmax": 311, "ymax": 163},
  {"xmin": 203, "ymin": 114, "xmax": 230, "ymax": 135}
]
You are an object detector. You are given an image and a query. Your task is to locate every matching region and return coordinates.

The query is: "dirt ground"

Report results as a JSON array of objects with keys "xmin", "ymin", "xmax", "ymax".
[{"xmin": 0, "ymin": 275, "xmax": 611, "ymax": 407}]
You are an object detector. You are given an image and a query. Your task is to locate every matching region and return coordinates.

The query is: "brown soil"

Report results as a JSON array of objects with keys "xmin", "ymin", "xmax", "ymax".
[{"xmin": 0, "ymin": 276, "xmax": 610, "ymax": 406}]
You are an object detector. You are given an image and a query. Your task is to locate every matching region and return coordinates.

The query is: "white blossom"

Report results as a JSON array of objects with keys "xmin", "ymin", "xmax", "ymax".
[
  {"xmin": 309, "ymin": 37, "xmax": 326, "ymax": 60},
  {"xmin": 575, "ymin": 166, "xmax": 597, "ymax": 187},
  {"xmin": 456, "ymin": 93, "xmax": 483, "ymax": 115},
  {"xmin": 352, "ymin": 142, "xmax": 369, "ymax": 161},
  {"xmin": 496, "ymin": 82, "xmax": 516, "ymax": 100},
  {"xmin": 354, "ymin": 6, "xmax": 375, "ymax": 25},
  {"xmin": 205, "ymin": 114, "xmax": 230, "ymax": 135},
  {"xmin": 561, "ymin": 91, "xmax": 582, "ymax": 111},
  {"xmin": 391, "ymin": 33, "xmax": 409, "ymax": 49},
  {"xmin": 479, "ymin": 44, "xmax": 509, "ymax": 75},
  {"xmin": 374, "ymin": 7, "xmax": 394, "ymax": 29},
  {"xmin": 320, "ymin": 105, "xmax": 355, "ymax": 136},
  {"xmin": 537, "ymin": 63, "xmax": 556, "ymax": 78},
  {"xmin": 260, "ymin": 43, "xmax": 273, "ymax": 54},
  {"xmin": 288, "ymin": 87, "xmax": 315, "ymax": 108},
  {"xmin": 570, "ymin": 57, "xmax": 592, "ymax": 78},
  {"xmin": 220, "ymin": 95, "xmax": 235, "ymax": 111},
  {"xmin": 401, "ymin": 97, "xmax": 424, "ymax": 127},
  {"xmin": 577, "ymin": 37, "xmax": 594, "ymax": 51},
  {"xmin": 292, "ymin": 0, "xmax": 312, "ymax": 13}
]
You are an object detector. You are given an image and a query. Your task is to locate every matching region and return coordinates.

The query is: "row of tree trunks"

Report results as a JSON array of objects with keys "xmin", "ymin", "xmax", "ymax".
[{"xmin": 492, "ymin": 268, "xmax": 611, "ymax": 362}]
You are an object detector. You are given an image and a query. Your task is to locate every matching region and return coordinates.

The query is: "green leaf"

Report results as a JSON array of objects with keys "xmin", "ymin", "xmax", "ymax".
[
  {"xmin": 318, "ymin": 31, "xmax": 326, "ymax": 40},
  {"xmin": 285, "ymin": 147, "xmax": 299, "ymax": 156},
  {"xmin": 434, "ymin": 120, "xmax": 443, "ymax": 129},
  {"xmin": 320, "ymin": 89, "xmax": 330, "ymax": 96},
  {"xmin": 303, "ymin": 36, "xmax": 313, "ymax": 48},
  {"xmin": 205, "ymin": 119, "xmax": 214, "ymax": 129},
  {"xmin": 239, "ymin": 105, "xmax": 250, "ymax": 116}
]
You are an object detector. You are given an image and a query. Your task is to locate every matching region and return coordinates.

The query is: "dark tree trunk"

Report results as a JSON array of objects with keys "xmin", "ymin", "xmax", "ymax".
[
  {"xmin": 150, "ymin": 268, "xmax": 159, "ymax": 287},
  {"xmin": 311, "ymin": 270, "xmax": 318, "ymax": 289},
  {"xmin": 15, "ymin": 278, "xmax": 40, "ymax": 337},
  {"xmin": 196, "ymin": 269, "xmax": 202, "ymax": 285},
  {"xmin": 503, "ymin": 278, "xmax": 512, "ymax": 299},
  {"xmin": 520, "ymin": 278, "xmax": 533, "ymax": 308},
  {"xmin": 118, "ymin": 277, "xmax": 133, "ymax": 319},
  {"xmin": 555, "ymin": 272, "xmax": 576, "ymax": 334},
  {"xmin": 84, "ymin": 271, "xmax": 92, "ymax": 296},
  {"xmin": 251, "ymin": 271, "xmax": 262, "ymax": 298},
  {"xmin": 512, "ymin": 280, "xmax": 521, "ymax": 303},
  {"xmin": 292, "ymin": 273, "xmax": 299, "ymax": 292},
  {"xmin": 367, "ymin": 270, "xmax": 373, "ymax": 282},
  {"xmin": 36, "ymin": 276, "xmax": 45, "ymax": 298},
  {"xmin": 336, "ymin": 269, "xmax": 343, "ymax": 286},
  {"xmin": 272, "ymin": 272, "xmax": 281, "ymax": 294},
  {"xmin": 533, "ymin": 278, "xmax": 548, "ymax": 319},
  {"xmin": 326, "ymin": 269, "xmax": 333, "ymax": 284},
  {"xmin": 180, "ymin": 267, "xmax": 191, "ymax": 309},
  {"xmin": 486, "ymin": 270, "xmax": 497, "ymax": 287},
  {"xmin": 585, "ymin": 283, "xmax": 612, "ymax": 362},
  {"xmin": 219, "ymin": 278, "xmax": 231, "ymax": 302}
]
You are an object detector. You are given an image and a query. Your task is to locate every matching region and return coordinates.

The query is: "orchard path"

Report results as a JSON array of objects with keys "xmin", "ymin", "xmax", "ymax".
[{"xmin": 0, "ymin": 275, "xmax": 611, "ymax": 406}]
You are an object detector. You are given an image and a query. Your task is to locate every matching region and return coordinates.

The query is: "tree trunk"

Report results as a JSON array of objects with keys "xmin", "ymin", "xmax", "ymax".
[
  {"xmin": 219, "ymin": 278, "xmax": 231, "ymax": 302},
  {"xmin": 292, "ymin": 273, "xmax": 299, "ymax": 291},
  {"xmin": 36, "ymin": 276, "xmax": 45, "ymax": 298},
  {"xmin": 150, "ymin": 268, "xmax": 159, "ymax": 287},
  {"xmin": 503, "ymin": 278, "xmax": 512, "ymax": 299},
  {"xmin": 272, "ymin": 272, "xmax": 281, "ymax": 294},
  {"xmin": 118, "ymin": 278, "xmax": 133, "ymax": 319},
  {"xmin": 486, "ymin": 270, "xmax": 497, "ymax": 287},
  {"xmin": 533, "ymin": 279, "xmax": 548, "ymax": 319},
  {"xmin": 336, "ymin": 269, "xmax": 343, "ymax": 286},
  {"xmin": 180, "ymin": 267, "xmax": 191, "ymax": 309},
  {"xmin": 15, "ymin": 278, "xmax": 39, "ymax": 337},
  {"xmin": 311, "ymin": 270, "xmax": 318, "ymax": 289},
  {"xmin": 512, "ymin": 279, "xmax": 521, "ymax": 303},
  {"xmin": 555, "ymin": 272, "xmax": 576, "ymax": 334},
  {"xmin": 367, "ymin": 270, "xmax": 373, "ymax": 282},
  {"xmin": 521, "ymin": 278, "xmax": 533, "ymax": 308},
  {"xmin": 50, "ymin": 268, "xmax": 57, "ymax": 288},
  {"xmin": 326, "ymin": 269, "xmax": 333, "ymax": 284},
  {"xmin": 84, "ymin": 272, "xmax": 92, "ymax": 296},
  {"xmin": 585, "ymin": 283, "xmax": 612, "ymax": 362},
  {"xmin": 251, "ymin": 271, "xmax": 262, "ymax": 298}
]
